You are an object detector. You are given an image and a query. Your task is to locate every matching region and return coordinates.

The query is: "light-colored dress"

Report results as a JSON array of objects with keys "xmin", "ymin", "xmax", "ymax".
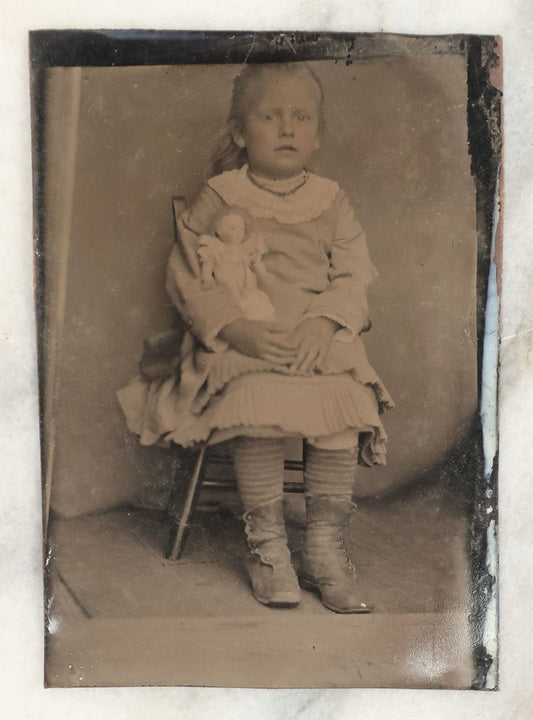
[{"xmin": 117, "ymin": 164, "xmax": 394, "ymax": 465}]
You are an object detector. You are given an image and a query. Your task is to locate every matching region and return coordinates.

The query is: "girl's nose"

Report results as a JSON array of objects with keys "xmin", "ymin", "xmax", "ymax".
[{"xmin": 279, "ymin": 113, "xmax": 295, "ymax": 136}]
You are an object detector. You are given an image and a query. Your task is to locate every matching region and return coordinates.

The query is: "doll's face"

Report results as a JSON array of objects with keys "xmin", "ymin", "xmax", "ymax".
[{"xmin": 215, "ymin": 214, "xmax": 247, "ymax": 245}]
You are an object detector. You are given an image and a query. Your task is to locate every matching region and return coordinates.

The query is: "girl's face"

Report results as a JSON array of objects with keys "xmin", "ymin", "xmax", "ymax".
[{"xmin": 232, "ymin": 71, "xmax": 321, "ymax": 180}]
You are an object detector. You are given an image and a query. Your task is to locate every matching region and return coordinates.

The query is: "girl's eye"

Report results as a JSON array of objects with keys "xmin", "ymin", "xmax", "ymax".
[{"xmin": 263, "ymin": 113, "xmax": 274, "ymax": 120}]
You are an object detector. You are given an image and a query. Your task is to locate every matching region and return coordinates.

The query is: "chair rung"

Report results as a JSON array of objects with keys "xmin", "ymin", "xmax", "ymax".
[
  {"xmin": 284, "ymin": 460, "xmax": 305, "ymax": 472},
  {"xmin": 203, "ymin": 477, "xmax": 304, "ymax": 493},
  {"xmin": 207, "ymin": 454, "xmax": 304, "ymax": 472},
  {"xmin": 203, "ymin": 479, "xmax": 237, "ymax": 490},
  {"xmin": 282, "ymin": 481, "xmax": 306, "ymax": 494}
]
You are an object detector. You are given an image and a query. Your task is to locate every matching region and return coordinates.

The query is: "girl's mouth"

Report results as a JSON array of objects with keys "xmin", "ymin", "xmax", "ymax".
[{"xmin": 275, "ymin": 145, "xmax": 298, "ymax": 152}]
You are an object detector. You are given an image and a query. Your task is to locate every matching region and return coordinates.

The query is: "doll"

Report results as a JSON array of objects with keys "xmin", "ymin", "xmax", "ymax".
[{"xmin": 197, "ymin": 207, "xmax": 276, "ymax": 322}]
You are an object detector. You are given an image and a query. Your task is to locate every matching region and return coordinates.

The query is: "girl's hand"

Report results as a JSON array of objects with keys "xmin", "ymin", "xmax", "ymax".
[
  {"xmin": 290, "ymin": 317, "xmax": 339, "ymax": 373},
  {"xmin": 253, "ymin": 258, "xmax": 269, "ymax": 280},
  {"xmin": 218, "ymin": 318, "xmax": 296, "ymax": 365},
  {"xmin": 201, "ymin": 276, "xmax": 216, "ymax": 289}
]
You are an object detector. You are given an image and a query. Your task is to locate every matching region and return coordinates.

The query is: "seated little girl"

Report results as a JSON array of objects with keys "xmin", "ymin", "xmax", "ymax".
[{"xmin": 119, "ymin": 61, "xmax": 395, "ymax": 614}]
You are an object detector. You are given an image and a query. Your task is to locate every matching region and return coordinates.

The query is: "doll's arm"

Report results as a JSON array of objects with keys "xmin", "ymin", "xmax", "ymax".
[
  {"xmin": 199, "ymin": 260, "xmax": 215, "ymax": 288},
  {"xmin": 244, "ymin": 234, "xmax": 267, "ymax": 264},
  {"xmin": 166, "ymin": 188, "xmax": 243, "ymax": 351},
  {"xmin": 197, "ymin": 236, "xmax": 216, "ymax": 289},
  {"xmin": 304, "ymin": 191, "xmax": 377, "ymax": 341},
  {"xmin": 245, "ymin": 234, "xmax": 271, "ymax": 282}
]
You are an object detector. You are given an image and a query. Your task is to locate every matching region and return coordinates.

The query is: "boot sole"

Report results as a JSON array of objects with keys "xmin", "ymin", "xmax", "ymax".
[
  {"xmin": 299, "ymin": 577, "xmax": 374, "ymax": 614},
  {"xmin": 254, "ymin": 594, "xmax": 300, "ymax": 608}
]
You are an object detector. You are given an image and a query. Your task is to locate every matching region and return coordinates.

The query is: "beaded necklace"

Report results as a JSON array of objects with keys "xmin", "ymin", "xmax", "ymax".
[{"xmin": 246, "ymin": 168, "xmax": 310, "ymax": 197}]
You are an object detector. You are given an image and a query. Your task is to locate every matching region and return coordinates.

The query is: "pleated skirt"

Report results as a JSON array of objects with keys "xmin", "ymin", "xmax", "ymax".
[{"xmin": 117, "ymin": 369, "xmax": 389, "ymax": 466}]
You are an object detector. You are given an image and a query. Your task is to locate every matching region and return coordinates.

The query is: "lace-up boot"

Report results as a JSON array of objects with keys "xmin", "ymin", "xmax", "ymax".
[
  {"xmin": 299, "ymin": 495, "xmax": 373, "ymax": 613},
  {"xmin": 243, "ymin": 499, "xmax": 300, "ymax": 607}
]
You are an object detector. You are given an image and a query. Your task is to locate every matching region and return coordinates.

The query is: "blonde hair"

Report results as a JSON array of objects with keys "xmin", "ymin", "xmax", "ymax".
[{"xmin": 209, "ymin": 62, "xmax": 324, "ymax": 177}]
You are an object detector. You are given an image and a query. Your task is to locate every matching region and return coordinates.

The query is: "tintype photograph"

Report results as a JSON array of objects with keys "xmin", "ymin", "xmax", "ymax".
[{"xmin": 31, "ymin": 30, "xmax": 501, "ymax": 689}]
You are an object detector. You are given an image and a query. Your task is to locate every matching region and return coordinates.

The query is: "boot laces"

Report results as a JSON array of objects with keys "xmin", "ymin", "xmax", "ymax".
[{"xmin": 334, "ymin": 535, "xmax": 356, "ymax": 575}]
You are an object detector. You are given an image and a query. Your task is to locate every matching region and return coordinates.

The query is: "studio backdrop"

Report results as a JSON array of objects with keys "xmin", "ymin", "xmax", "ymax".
[{"xmin": 41, "ymin": 54, "xmax": 476, "ymax": 518}]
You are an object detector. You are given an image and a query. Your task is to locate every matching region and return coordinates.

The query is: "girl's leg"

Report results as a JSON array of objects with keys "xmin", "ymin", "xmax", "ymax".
[
  {"xmin": 233, "ymin": 436, "xmax": 284, "ymax": 510},
  {"xmin": 300, "ymin": 440, "xmax": 373, "ymax": 613},
  {"xmin": 304, "ymin": 444, "xmax": 358, "ymax": 500},
  {"xmin": 232, "ymin": 436, "xmax": 300, "ymax": 607}
]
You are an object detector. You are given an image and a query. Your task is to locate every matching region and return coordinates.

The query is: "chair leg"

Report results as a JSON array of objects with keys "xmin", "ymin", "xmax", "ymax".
[{"xmin": 166, "ymin": 444, "xmax": 208, "ymax": 560}]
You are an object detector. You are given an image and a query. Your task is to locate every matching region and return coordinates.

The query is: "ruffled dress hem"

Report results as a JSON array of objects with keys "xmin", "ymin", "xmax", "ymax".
[{"xmin": 117, "ymin": 371, "xmax": 389, "ymax": 467}]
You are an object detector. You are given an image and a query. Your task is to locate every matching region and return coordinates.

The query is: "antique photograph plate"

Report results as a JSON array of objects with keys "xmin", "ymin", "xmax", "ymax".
[{"xmin": 30, "ymin": 30, "xmax": 501, "ymax": 690}]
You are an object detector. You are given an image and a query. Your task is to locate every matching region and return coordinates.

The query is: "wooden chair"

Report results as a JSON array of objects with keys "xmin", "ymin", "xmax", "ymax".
[
  {"xmin": 164, "ymin": 196, "xmax": 305, "ymax": 560},
  {"xmin": 166, "ymin": 443, "xmax": 306, "ymax": 560}
]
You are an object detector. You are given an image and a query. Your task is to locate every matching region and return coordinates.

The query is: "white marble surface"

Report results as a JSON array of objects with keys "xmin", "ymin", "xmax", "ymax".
[{"xmin": 1, "ymin": 1, "xmax": 532, "ymax": 718}]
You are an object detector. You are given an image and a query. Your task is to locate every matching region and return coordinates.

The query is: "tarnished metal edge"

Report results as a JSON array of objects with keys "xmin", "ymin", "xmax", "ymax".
[{"xmin": 466, "ymin": 35, "xmax": 502, "ymax": 690}]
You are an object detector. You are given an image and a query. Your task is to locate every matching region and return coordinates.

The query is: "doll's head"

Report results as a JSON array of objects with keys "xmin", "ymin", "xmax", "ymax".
[
  {"xmin": 211, "ymin": 63, "xmax": 324, "ymax": 178},
  {"xmin": 210, "ymin": 206, "xmax": 253, "ymax": 245}
]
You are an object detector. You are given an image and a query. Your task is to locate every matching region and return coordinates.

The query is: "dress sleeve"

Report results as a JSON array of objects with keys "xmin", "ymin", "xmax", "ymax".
[
  {"xmin": 165, "ymin": 185, "xmax": 243, "ymax": 352},
  {"xmin": 304, "ymin": 190, "xmax": 377, "ymax": 341}
]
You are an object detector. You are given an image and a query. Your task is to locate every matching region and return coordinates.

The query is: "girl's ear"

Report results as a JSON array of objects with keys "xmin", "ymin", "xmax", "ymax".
[{"xmin": 231, "ymin": 119, "xmax": 246, "ymax": 149}]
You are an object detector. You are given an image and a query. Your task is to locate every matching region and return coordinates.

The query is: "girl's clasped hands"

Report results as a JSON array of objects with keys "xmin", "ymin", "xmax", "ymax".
[{"xmin": 219, "ymin": 315, "xmax": 339, "ymax": 373}]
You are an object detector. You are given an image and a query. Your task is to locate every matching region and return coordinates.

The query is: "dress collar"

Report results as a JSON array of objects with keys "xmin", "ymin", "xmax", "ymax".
[{"xmin": 208, "ymin": 164, "xmax": 339, "ymax": 224}]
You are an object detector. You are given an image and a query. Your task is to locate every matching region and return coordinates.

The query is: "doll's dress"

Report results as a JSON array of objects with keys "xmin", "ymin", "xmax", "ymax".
[
  {"xmin": 197, "ymin": 234, "xmax": 275, "ymax": 322},
  {"xmin": 117, "ymin": 165, "xmax": 394, "ymax": 466}
]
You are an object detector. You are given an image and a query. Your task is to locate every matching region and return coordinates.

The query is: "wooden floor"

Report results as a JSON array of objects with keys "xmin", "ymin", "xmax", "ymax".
[{"xmin": 45, "ymin": 479, "xmax": 475, "ymax": 688}]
